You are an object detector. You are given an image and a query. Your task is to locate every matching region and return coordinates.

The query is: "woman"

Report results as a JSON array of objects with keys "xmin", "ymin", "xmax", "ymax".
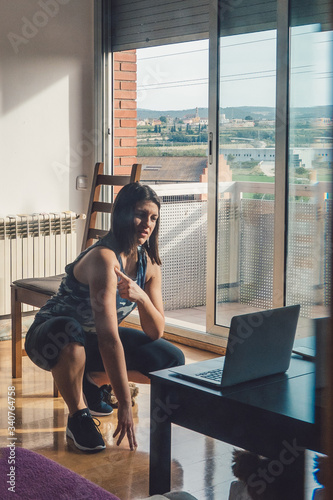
[{"xmin": 25, "ymin": 183, "xmax": 185, "ymax": 452}]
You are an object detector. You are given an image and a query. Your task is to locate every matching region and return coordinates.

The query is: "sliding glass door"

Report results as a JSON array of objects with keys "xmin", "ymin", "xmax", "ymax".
[
  {"xmin": 287, "ymin": 2, "xmax": 332, "ymax": 325},
  {"xmin": 100, "ymin": 0, "xmax": 332, "ymax": 344},
  {"xmin": 216, "ymin": 29, "xmax": 277, "ymax": 329},
  {"xmin": 208, "ymin": 0, "xmax": 278, "ymax": 334},
  {"xmin": 207, "ymin": 0, "xmax": 332, "ymax": 337}
]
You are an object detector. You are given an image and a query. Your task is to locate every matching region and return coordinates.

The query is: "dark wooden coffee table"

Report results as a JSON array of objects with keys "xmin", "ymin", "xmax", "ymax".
[{"xmin": 149, "ymin": 354, "xmax": 321, "ymax": 496}]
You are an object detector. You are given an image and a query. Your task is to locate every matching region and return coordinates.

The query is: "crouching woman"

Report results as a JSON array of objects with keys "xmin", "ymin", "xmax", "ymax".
[{"xmin": 25, "ymin": 183, "xmax": 185, "ymax": 452}]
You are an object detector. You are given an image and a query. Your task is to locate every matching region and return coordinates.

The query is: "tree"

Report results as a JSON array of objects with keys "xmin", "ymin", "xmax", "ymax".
[
  {"xmin": 245, "ymin": 115, "xmax": 253, "ymax": 121},
  {"xmin": 159, "ymin": 116, "xmax": 167, "ymax": 123}
]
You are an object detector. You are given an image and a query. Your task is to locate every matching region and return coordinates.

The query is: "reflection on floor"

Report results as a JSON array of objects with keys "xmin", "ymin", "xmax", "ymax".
[{"xmin": 0, "ymin": 328, "xmax": 319, "ymax": 499}]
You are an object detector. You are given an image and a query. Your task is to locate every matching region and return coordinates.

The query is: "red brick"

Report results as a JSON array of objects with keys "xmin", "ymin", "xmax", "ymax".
[
  {"xmin": 120, "ymin": 100, "xmax": 136, "ymax": 110},
  {"xmin": 114, "ymin": 119, "xmax": 120, "ymax": 128},
  {"xmin": 120, "ymin": 62, "xmax": 137, "ymax": 72},
  {"xmin": 114, "ymin": 139, "xmax": 120, "ymax": 147},
  {"xmin": 114, "ymin": 90, "xmax": 137, "ymax": 100},
  {"xmin": 114, "ymin": 166, "xmax": 133, "ymax": 175},
  {"xmin": 114, "ymin": 80, "xmax": 121, "ymax": 90},
  {"xmin": 120, "ymin": 138, "xmax": 137, "ymax": 147},
  {"xmin": 113, "ymin": 157, "xmax": 120, "ymax": 166},
  {"xmin": 114, "ymin": 51, "xmax": 136, "ymax": 63},
  {"xmin": 114, "ymin": 147, "xmax": 137, "ymax": 157},
  {"xmin": 114, "ymin": 109, "xmax": 137, "ymax": 119},
  {"xmin": 121, "ymin": 81, "xmax": 136, "ymax": 91},
  {"xmin": 114, "ymin": 71, "xmax": 136, "ymax": 81},
  {"xmin": 114, "ymin": 100, "xmax": 120, "ymax": 109},
  {"xmin": 120, "ymin": 119, "xmax": 137, "ymax": 128},
  {"xmin": 113, "ymin": 61, "xmax": 120, "ymax": 71},
  {"xmin": 120, "ymin": 156, "xmax": 137, "ymax": 166},
  {"xmin": 114, "ymin": 128, "xmax": 137, "ymax": 137}
]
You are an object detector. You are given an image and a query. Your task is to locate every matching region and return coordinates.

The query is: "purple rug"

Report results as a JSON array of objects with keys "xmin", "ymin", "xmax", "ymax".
[{"xmin": 0, "ymin": 447, "xmax": 120, "ymax": 500}]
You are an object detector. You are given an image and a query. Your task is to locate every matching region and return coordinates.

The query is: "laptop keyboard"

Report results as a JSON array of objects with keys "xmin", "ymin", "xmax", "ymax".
[{"xmin": 196, "ymin": 369, "xmax": 223, "ymax": 382}]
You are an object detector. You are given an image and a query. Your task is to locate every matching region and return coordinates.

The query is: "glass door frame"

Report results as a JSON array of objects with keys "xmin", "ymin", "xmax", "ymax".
[{"xmin": 206, "ymin": 0, "xmax": 289, "ymax": 339}]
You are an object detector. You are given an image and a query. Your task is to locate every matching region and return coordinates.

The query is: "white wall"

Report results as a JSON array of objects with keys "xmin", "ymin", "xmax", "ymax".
[{"xmin": 0, "ymin": 0, "xmax": 94, "ymax": 242}]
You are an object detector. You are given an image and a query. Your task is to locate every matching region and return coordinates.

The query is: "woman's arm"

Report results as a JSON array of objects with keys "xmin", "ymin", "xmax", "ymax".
[
  {"xmin": 115, "ymin": 263, "xmax": 165, "ymax": 340},
  {"xmin": 86, "ymin": 248, "xmax": 137, "ymax": 450}
]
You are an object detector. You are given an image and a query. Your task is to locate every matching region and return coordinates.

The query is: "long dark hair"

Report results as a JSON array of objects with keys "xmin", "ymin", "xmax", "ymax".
[{"xmin": 111, "ymin": 183, "xmax": 161, "ymax": 265}]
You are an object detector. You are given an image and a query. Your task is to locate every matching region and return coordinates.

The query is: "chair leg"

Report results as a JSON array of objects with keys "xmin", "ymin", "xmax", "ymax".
[{"xmin": 11, "ymin": 287, "xmax": 22, "ymax": 379}]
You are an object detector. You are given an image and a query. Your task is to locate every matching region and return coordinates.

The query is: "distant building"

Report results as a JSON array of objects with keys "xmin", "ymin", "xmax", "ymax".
[
  {"xmin": 221, "ymin": 147, "xmax": 332, "ymax": 168},
  {"xmin": 221, "ymin": 148, "xmax": 275, "ymax": 161}
]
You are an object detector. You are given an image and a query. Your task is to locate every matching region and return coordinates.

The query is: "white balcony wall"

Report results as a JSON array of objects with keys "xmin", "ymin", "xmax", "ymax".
[{"xmin": 0, "ymin": 0, "xmax": 94, "ymax": 244}]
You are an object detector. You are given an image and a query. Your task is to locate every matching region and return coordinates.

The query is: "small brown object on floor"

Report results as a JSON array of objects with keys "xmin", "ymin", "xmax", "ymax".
[{"xmin": 109, "ymin": 382, "xmax": 139, "ymax": 408}]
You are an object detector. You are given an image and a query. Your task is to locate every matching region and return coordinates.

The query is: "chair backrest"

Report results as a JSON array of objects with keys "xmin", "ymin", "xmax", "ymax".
[{"xmin": 82, "ymin": 162, "xmax": 142, "ymax": 251}]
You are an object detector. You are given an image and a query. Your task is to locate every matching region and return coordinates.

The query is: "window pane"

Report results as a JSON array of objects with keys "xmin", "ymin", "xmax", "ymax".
[
  {"xmin": 287, "ymin": 11, "xmax": 332, "ymax": 319},
  {"xmin": 216, "ymin": 30, "xmax": 277, "ymax": 327},
  {"xmin": 114, "ymin": 41, "xmax": 209, "ymax": 333}
]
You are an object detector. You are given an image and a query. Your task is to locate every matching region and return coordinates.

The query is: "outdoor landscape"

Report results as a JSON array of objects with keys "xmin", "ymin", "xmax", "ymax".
[{"xmin": 136, "ymin": 105, "xmax": 332, "ymax": 183}]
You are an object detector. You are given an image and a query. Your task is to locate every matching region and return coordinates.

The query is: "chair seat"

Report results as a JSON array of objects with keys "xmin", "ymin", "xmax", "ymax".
[{"xmin": 13, "ymin": 274, "xmax": 64, "ymax": 296}]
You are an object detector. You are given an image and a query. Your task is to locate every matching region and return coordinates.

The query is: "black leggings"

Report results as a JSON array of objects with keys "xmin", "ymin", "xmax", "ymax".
[{"xmin": 25, "ymin": 316, "xmax": 185, "ymax": 376}]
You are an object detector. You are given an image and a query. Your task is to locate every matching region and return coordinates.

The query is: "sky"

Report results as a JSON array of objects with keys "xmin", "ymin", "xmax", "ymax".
[{"xmin": 136, "ymin": 29, "xmax": 332, "ymax": 111}]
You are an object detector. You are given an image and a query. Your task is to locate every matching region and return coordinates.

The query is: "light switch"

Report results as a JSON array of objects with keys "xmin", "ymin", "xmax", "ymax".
[{"xmin": 76, "ymin": 175, "xmax": 88, "ymax": 190}]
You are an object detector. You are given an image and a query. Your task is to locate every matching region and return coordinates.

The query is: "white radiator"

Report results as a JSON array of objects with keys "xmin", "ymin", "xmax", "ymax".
[{"xmin": 0, "ymin": 212, "xmax": 78, "ymax": 316}]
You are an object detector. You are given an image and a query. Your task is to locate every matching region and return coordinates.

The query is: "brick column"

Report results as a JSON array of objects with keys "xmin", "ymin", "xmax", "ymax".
[{"xmin": 113, "ymin": 50, "xmax": 137, "ymax": 177}]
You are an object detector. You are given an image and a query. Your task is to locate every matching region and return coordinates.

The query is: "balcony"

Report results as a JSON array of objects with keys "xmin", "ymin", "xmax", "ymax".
[{"xmin": 132, "ymin": 179, "xmax": 331, "ymax": 340}]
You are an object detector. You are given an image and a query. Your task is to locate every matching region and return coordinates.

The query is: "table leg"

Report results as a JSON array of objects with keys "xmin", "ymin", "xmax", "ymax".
[
  {"xmin": 282, "ymin": 447, "xmax": 305, "ymax": 500},
  {"xmin": 259, "ymin": 443, "xmax": 306, "ymax": 499},
  {"xmin": 149, "ymin": 379, "xmax": 172, "ymax": 495}
]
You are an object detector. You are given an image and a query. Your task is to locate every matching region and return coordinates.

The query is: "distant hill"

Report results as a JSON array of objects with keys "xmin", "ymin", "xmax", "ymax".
[{"xmin": 137, "ymin": 105, "xmax": 332, "ymax": 121}]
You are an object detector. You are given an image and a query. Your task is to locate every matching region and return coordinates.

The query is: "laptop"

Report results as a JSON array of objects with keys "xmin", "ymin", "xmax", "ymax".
[{"xmin": 170, "ymin": 305, "xmax": 300, "ymax": 388}]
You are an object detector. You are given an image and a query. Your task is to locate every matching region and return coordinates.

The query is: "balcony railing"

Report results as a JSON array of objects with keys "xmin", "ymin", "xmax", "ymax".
[{"xmin": 151, "ymin": 181, "xmax": 331, "ymax": 319}]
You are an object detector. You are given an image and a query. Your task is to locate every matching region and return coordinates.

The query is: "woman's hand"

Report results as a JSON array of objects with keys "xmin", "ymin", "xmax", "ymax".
[
  {"xmin": 113, "ymin": 402, "xmax": 137, "ymax": 451},
  {"xmin": 115, "ymin": 267, "xmax": 145, "ymax": 303}
]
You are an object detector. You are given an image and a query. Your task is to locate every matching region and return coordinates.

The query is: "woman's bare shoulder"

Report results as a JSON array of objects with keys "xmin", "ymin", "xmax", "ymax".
[
  {"xmin": 145, "ymin": 255, "xmax": 161, "ymax": 281},
  {"xmin": 74, "ymin": 246, "xmax": 119, "ymax": 284}
]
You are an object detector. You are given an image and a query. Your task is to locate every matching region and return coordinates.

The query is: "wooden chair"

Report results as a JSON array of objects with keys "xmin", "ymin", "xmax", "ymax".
[{"xmin": 11, "ymin": 162, "xmax": 142, "ymax": 396}]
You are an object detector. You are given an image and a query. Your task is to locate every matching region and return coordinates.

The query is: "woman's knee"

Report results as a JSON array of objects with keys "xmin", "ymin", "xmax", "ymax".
[
  {"xmin": 56, "ymin": 342, "xmax": 85, "ymax": 365},
  {"xmin": 166, "ymin": 342, "xmax": 185, "ymax": 367},
  {"xmin": 25, "ymin": 317, "xmax": 85, "ymax": 371},
  {"xmin": 139, "ymin": 339, "xmax": 185, "ymax": 374}
]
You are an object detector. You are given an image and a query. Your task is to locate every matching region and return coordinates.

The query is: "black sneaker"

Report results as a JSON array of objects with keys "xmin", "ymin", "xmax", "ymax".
[
  {"xmin": 66, "ymin": 408, "xmax": 106, "ymax": 452},
  {"xmin": 83, "ymin": 376, "xmax": 113, "ymax": 416}
]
